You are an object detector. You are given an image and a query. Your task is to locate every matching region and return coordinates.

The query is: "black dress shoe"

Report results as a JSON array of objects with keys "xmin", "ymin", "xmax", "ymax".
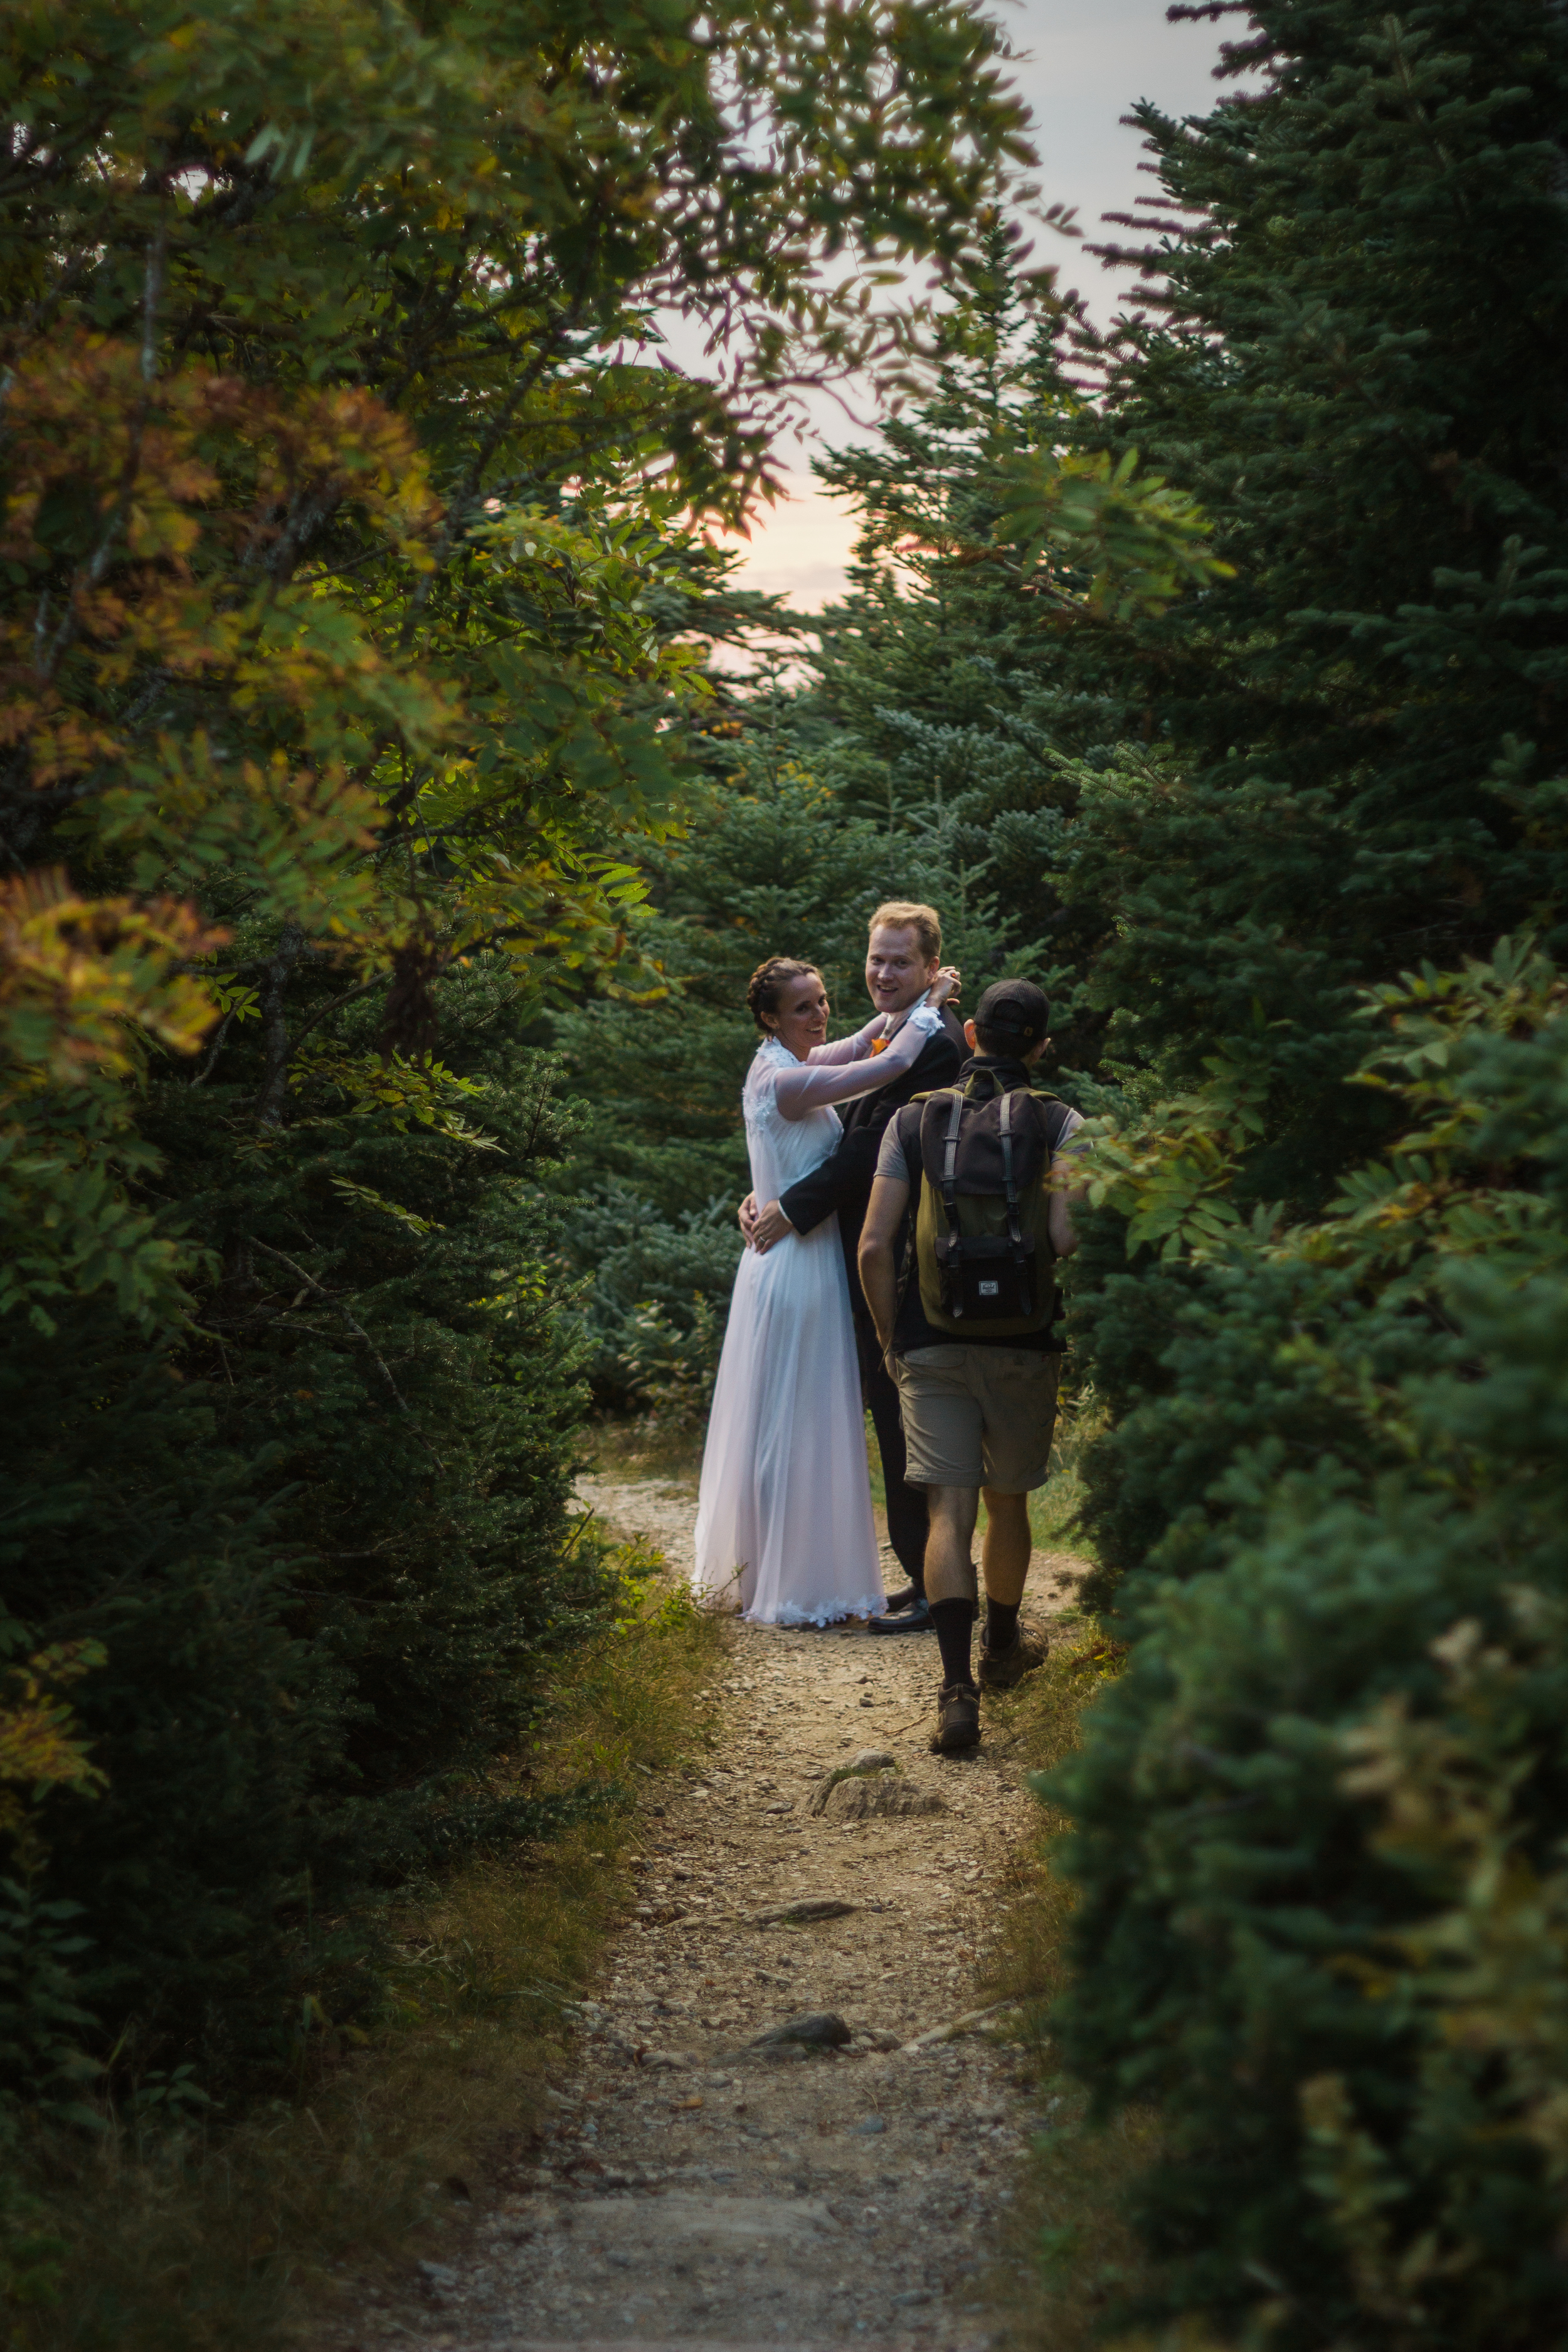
[
  {"xmin": 880, "ymin": 1584, "xmax": 924, "ymax": 1614},
  {"xmin": 868, "ymin": 1597, "xmax": 934, "ymax": 1635}
]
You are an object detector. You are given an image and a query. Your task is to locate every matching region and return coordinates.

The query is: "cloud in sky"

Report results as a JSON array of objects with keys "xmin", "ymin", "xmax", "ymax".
[{"xmin": 718, "ymin": 0, "xmax": 1236, "ymax": 614}]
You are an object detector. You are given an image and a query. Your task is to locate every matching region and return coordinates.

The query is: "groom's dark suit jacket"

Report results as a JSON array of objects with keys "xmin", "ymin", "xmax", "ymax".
[{"xmin": 776, "ymin": 1005, "xmax": 967, "ymax": 1323}]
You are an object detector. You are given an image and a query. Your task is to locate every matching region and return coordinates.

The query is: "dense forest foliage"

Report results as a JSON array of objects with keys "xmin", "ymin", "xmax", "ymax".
[
  {"xmin": 0, "ymin": 0, "xmax": 1058, "ymax": 2169},
  {"xmin": 549, "ymin": 2, "xmax": 1568, "ymax": 2344},
  {"xmin": 1043, "ymin": 6, "xmax": 1568, "ymax": 2341}
]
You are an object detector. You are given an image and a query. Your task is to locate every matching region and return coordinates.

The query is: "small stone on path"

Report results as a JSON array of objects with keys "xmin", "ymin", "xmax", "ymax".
[{"xmin": 751, "ymin": 2010, "xmax": 853, "ymax": 2049}]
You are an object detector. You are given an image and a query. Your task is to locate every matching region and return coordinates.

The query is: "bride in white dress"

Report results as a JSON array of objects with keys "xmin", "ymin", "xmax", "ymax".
[{"xmin": 692, "ymin": 953, "xmax": 960, "ymax": 1626}]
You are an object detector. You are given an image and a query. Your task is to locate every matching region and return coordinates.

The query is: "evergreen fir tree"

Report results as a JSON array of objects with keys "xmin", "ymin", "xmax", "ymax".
[
  {"xmin": 1020, "ymin": 6, "xmax": 1568, "ymax": 2341},
  {"xmin": 808, "ymin": 221, "xmax": 1115, "ymax": 1059},
  {"xmin": 1054, "ymin": 0, "xmax": 1568, "ymax": 1579},
  {"xmin": 1065, "ymin": 0, "xmax": 1568, "ymax": 1083}
]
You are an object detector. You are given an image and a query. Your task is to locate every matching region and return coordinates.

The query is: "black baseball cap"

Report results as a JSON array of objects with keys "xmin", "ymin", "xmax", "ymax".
[{"xmin": 973, "ymin": 978, "xmax": 1051, "ymax": 1046}]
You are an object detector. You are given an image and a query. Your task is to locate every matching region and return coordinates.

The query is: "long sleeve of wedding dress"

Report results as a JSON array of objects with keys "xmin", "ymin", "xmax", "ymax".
[
  {"xmin": 772, "ymin": 1002, "xmax": 943, "ymax": 1118},
  {"xmin": 797, "ymin": 1014, "xmax": 884, "ymax": 1067}
]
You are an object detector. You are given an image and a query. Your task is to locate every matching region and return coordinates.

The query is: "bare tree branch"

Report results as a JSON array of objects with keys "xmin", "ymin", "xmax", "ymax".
[{"xmin": 254, "ymin": 922, "xmax": 305, "ymax": 1129}]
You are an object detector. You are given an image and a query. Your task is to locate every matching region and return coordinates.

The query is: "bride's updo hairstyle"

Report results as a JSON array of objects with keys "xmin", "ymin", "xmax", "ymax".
[{"xmin": 747, "ymin": 956, "xmax": 820, "ymax": 1036}]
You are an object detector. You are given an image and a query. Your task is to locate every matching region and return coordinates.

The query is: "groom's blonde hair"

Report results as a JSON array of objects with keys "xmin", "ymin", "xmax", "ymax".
[{"xmin": 869, "ymin": 901, "xmax": 941, "ymax": 963}]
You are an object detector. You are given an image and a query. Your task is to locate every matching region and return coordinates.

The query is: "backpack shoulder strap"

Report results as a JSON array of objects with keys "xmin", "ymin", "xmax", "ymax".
[
  {"xmin": 939, "ymin": 1090, "xmax": 963, "ymax": 1231},
  {"xmin": 999, "ymin": 1089, "xmax": 1026, "ymax": 1255},
  {"xmin": 914, "ymin": 1087, "xmax": 961, "ymax": 1170}
]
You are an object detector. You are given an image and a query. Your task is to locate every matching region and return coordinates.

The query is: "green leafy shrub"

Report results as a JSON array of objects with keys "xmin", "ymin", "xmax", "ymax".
[
  {"xmin": 1, "ymin": 980, "xmax": 622, "ymax": 2089},
  {"xmin": 619, "ymin": 1294, "xmax": 727, "ymax": 1434},
  {"xmin": 1052, "ymin": 945, "xmax": 1568, "ymax": 2348}
]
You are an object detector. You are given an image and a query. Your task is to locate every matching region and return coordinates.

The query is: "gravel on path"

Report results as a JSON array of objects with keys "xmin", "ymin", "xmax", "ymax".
[{"xmin": 332, "ymin": 1468, "xmax": 1089, "ymax": 2352}]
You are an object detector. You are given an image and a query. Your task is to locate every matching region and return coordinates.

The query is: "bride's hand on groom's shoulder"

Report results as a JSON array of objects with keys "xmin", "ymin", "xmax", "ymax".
[{"xmin": 926, "ymin": 964, "xmax": 961, "ymax": 1008}]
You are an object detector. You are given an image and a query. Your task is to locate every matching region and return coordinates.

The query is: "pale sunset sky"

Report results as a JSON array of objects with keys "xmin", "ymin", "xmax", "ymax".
[{"xmin": 712, "ymin": 0, "xmax": 1238, "ymax": 613}]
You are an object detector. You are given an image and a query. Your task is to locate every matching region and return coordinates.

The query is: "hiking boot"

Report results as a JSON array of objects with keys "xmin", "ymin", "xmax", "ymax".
[
  {"xmin": 930, "ymin": 1681, "xmax": 981, "ymax": 1754},
  {"xmin": 869, "ymin": 1596, "xmax": 933, "ymax": 1636},
  {"xmin": 978, "ymin": 1629, "xmax": 1049, "ymax": 1692}
]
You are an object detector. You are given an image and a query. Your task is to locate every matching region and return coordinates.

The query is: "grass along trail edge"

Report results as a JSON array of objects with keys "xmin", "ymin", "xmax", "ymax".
[{"xmin": 9, "ymin": 1517, "xmax": 723, "ymax": 2352}]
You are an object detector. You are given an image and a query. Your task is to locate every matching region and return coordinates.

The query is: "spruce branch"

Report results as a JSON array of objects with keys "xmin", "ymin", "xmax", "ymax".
[{"xmin": 248, "ymin": 1240, "xmax": 444, "ymax": 1467}]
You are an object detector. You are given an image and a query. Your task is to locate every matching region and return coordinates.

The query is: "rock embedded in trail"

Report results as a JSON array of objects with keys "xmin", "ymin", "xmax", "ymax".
[
  {"xmin": 808, "ymin": 1745, "xmax": 948, "ymax": 1821},
  {"xmin": 751, "ymin": 2010, "xmax": 853, "ymax": 2049},
  {"xmin": 808, "ymin": 1746, "xmax": 899, "ymax": 1812},
  {"xmin": 820, "ymin": 1774, "xmax": 946, "ymax": 1823},
  {"xmin": 753, "ymin": 1895, "xmax": 857, "ymax": 1924}
]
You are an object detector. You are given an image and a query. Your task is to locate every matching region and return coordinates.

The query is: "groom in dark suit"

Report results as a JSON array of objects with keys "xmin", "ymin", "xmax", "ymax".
[{"xmin": 740, "ymin": 902, "xmax": 965, "ymax": 1631}]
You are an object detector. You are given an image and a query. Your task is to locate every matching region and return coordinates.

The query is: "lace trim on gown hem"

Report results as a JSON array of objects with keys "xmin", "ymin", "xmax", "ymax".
[
  {"xmin": 746, "ymin": 1596, "xmax": 887, "ymax": 1626},
  {"xmin": 700, "ymin": 1591, "xmax": 888, "ymax": 1626}
]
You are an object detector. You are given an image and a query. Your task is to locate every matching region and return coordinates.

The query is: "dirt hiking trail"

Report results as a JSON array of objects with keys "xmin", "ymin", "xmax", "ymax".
[{"xmin": 337, "ymin": 1466, "xmax": 1089, "ymax": 2352}]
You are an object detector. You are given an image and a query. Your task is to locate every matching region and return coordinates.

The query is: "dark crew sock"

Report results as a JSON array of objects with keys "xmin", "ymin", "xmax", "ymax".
[
  {"xmin": 930, "ymin": 1598, "xmax": 977, "ymax": 1691},
  {"xmin": 983, "ymin": 1597, "xmax": 1020, "ymax": 1656}
]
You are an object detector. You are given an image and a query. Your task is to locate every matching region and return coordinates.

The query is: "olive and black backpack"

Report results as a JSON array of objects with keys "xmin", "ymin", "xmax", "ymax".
[{"xmin": 909, "ymin": 1074, "xmax": 1076, "ymax": 1340}]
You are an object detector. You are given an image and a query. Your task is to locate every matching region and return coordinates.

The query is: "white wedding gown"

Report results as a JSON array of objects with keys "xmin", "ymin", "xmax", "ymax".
[{"xmin": 692, "ymin": 1008, "xmax": 941, "ymax": 1625}]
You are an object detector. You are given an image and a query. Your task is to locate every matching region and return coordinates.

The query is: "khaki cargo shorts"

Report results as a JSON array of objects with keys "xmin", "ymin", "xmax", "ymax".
[{"xmin": 893, "ymin": 1345, "xmax": 1060, "ymax": 1493}]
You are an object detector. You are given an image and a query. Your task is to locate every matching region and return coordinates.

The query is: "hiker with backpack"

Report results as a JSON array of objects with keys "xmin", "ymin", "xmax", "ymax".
[{"xmin": 857, "ymin": 980, "xmax": 1086, "ymax": 1754}]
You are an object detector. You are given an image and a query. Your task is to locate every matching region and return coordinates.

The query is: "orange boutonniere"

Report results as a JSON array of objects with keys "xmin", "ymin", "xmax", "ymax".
[{"xmin": 870, "ymin": 1036, "xmax": 890, "ymax": 1055}]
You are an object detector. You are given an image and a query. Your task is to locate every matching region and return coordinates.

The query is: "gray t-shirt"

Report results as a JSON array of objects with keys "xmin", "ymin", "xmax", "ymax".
[{"xmin": 875, "ymin": 1101, "xmax": 1084, "ymax": 1185}]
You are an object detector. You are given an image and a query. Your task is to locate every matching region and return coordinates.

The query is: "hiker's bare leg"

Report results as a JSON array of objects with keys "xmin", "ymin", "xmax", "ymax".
[
  {"xmin": 924, "ymin": 1485, "xmax": 979, "ymax": 1604},
  {"xmin": 980, "ymin": 1488, "xmax": 1030, "ymax": 1606}
]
